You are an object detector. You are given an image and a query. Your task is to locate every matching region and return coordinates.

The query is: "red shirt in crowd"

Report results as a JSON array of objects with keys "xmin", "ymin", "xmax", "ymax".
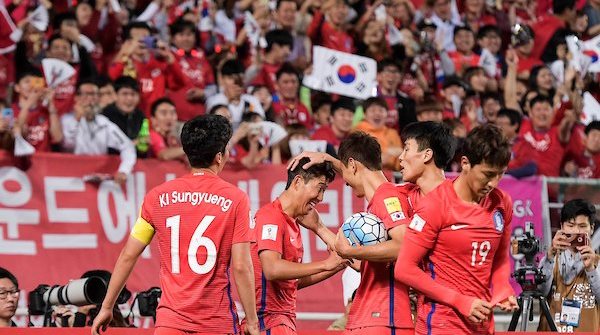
[
  {"xmin": 272, "ymin": 99, "xmax": 313, "ymax": 129},
  {"xmin": 346, "ymin": 182, "xmax": 414, "ymax": 331},
  {"xmin": 530, "ymin": 15, "xmax": 565, "ymax": 61},
  {"xmin": 139, "ymin": 172, "xmax": 252, "ymax": 333},
  {"xmin": 109, "ymin": 55, "xmax": 189, "ymax": 117},
  {"xmin": 167, "ymin": 50, "xmax": 215, "ymax": 121},
  {"xmin": 400, "ymin": 179, "xmax": 514, "ymax": 335},
  {"xmin": 251, "ymin": 199, "xmax": 303, "ymax": 331},
  {"xmin": 517, "ymin": 126, "xmax": 567, "ymax": 176},
  {"xmin": 49, "ymin": 68, "xmax": 78, "ymax": 116},
  {"xmin": 148, "ymin": 130, "xmax": 181, "ymax": 158},
  {"xmin": 251, "ymin": 62, "xmax": 282, "ymax": 93},
  {"xmin": 447, "ymin": 51, "xmax": 481, "ymax": 75},
  {"xmin": 12, "ymin": 102, "xmax": 52, "ymax": 152},
  {"xmin": 311, "ymin": 125, "xmax": 345, "ymax": 149},
  {"xmin": 307, "ymin": 11, "xmax": 354, "ymax": 53}
]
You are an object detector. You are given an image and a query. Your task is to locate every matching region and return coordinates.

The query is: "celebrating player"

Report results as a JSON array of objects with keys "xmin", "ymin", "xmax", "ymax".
[
  {"xmin": 395, "ymin": 124, "xmax": 519, "ymax": 335},
  {"xmin": 290, "ymin": 132, "xmax": 415, "ymax": 335},
  {"xmin": 250, "ymin": 157, "xmax": 348, "ymax": 335},
  {"xmin": 91, "ymin": 115, "xmax": 259, "ymax": 335}
]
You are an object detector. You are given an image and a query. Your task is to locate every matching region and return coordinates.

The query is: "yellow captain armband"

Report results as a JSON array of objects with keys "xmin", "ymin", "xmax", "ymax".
[{"xmin": 131, "ymin": 217, "xmax": 155, "ymax": 245}]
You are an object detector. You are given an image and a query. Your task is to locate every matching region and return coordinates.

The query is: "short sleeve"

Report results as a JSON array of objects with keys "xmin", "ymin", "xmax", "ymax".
[
  {"xmin": 255, "ymin": 209, "xmax": 285, "ymax": 254},
  {"xmin": 149, "ymin": 130, "xmax": 167, "ymax": 157},
  {"xmin": 405, "ymin": 198, "xmax": 445, "ymax": 250},
  {"xmin": 232, "ymin": 192, "xmax": 253, "ymax": 244},
  {"xmin": 140, "ymin": 189, "xmax": 156, "ymax": 227},
  {"xmin": 369, "ymin": 185, "xmax": 412, "ymax": 230}
]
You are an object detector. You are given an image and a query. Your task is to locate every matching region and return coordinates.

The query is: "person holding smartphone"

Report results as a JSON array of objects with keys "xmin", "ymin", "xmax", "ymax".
[{"xmin": 538, "ymin": 198, "xmax": 600, "ymax": 332}]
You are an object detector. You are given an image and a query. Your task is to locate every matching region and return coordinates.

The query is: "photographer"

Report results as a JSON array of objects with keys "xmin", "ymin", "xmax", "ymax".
[
  {"xmin": 538, "ymin": 199, "xmax": 600, "ymax": 332},
  {"xmin": 0, "ymin": 268, "xmax": 18, "ymax": 327}
]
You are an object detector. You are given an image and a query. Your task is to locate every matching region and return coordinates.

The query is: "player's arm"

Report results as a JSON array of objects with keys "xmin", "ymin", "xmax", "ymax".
[
  {"xmin": 491, "ymin": 198, "xmax": 518, "ymax": 311},
  {"xmin": 287, "ymin": 151, "xmax": 344, "ymax": 174},
  {"xmin": 297, "ymin": 260, "xmax": 347, "ymax": 289},
  {"xmin": 260, "ymin": 249, "xmax": 346, "ymax": 281},
  {"xmin": 335, "ymin": 225, "xmax": 405, "ymax": 262},
  {"xmin": 92, "ymin": 217, "xmax": 153, "ymax": 335},
  {"xmin": 232, "ymin": 242, "xmax": 259, "ymax": 330}
]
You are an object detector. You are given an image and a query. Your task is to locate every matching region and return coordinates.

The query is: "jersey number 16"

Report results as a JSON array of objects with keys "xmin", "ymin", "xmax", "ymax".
[{"xmin": 166, "ymin": 215, "xmax": 217, "ymax": 274}]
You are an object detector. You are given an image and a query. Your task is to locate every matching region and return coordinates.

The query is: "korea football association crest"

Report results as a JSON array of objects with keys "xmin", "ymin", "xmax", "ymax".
[{"xmin": 493, "ymin": 211, "xmax": 504, "ymax": 232}]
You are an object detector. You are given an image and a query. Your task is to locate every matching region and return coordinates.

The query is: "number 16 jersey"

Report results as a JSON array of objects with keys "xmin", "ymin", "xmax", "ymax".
[{"xmin": 139, "ymin": 172, "xmax": 253, "ymax": 333}]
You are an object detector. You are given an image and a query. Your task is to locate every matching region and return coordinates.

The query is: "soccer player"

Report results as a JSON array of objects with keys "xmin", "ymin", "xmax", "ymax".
[
  {"xmin": 395, "ymin": 124, "xmax": 519, "ymax": 335},
  {"xmin": 91, "ymin": 115, "xmax": 259, "ymax": 335},
  {"xmin": 290, "ymin": 131, "xmax": 418, "ymax": 335},
  {"xmin": 251, "ymin": 157, "xmax": 349, "ymax": 335}
]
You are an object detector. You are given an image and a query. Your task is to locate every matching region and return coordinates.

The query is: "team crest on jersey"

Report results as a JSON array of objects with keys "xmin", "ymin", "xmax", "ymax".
[{"xmin": 493, "ymin": 211, "xmax": 504, "ymax": 232}]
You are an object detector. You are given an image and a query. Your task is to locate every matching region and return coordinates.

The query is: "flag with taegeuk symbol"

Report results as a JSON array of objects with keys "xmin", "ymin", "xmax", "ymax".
[{"xmin": 303, "ymin": 46, "xmax": 377, "ymax": 100}]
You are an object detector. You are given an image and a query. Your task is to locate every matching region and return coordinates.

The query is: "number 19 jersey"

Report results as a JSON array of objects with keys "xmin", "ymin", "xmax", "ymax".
[{"xmin": 139, "ymin": 172, "xmax": 253, "ymax": 333}]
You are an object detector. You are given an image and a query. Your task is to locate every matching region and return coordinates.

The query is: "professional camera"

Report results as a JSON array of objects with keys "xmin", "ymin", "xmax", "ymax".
[
  {"xmin": 512, "ymin": 222, "xmax": 540, "ymax": 265},
  {"xmin": 28, "ymin": 277, "xmax": 107, "ymax": 316},
  {"xmin": 137, "ymin": 287, "xmax": 161, "ymax": 320}
]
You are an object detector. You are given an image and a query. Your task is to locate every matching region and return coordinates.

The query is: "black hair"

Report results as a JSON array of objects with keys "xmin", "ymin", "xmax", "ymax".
[
  {"xmin": 401, "ymin": 121, "xmax": 457, "ymax": 169},
  {"xmin": 497, "ymin": 108, "xmax": 523, "ymax": 133},
  {"xmin": 561, "ymin": 199, "xmax": 596, "ymax": 228},
  {"xmin": 265, "ymin": 29, "xmax": 294, "ymax": 53},
  {"xmin": 16, "ymin": 68, "xmax": 43, "ymax": 83},
  {"xmin": 123, "ymin": 21, "xmax": 152, "ymax": 40},
  {"xmin": 53, "ymin": 11, "xmax": 77, "ymax": 30},
  {"xmin": 76, "ymin": 78, "xmax": 99, "ymax": 92},
  {"xmin": 208, "ymin": 104, "xmax": 229, "ymax": 115},
  {"xmin": 331, "ymin": 97, "xmax": 355, "ymax": 116},
  {"xmin": 285, "ymin": 157, "xmax": 336, "ymax": 189},
  {"xmin": 312, "ymin": 92, "xmax": 333, "ymax": 112},
  {"xmin": 453, "ymin": 25, "xmax": 473, "ymax": 38},
  {"xmin": 477, "ymin": 25, "xmax": 501, "ymax": 40},
  {"xmin": 463, "ymin": 124, "xmax": 511, "ymax": 168},
  {"xmin": 169, "ymin": 18, "xmax": 197, "ymax": 36},
  {"xmin": 0, "ymin": 267, "xmax": 18, "ymax": 289},
  {"xmin": 363, "ymin": 97, "xmax": 388, "ymax": 112},
  {"xmin": 276, "ymin": 0, "xmax": 297, "ymax": 10},
  {"xmin": 96, "ymin": 75, "xmax": 113, "ymax": 89},
  {"xmin": 553, "ymin": 0, "xmax": 576, "ymax": 15},
  {"xmin": 585, "ymin": 120, "xmax": 600, "ymax": 135},
  {"xmin": 181, "ymin": 115, "xmax": 233, "ymax": 168},
  {"xmin": 220, "ymin": 59, "xmax": 245, "ymax": 76},
  {"xmin": 528, "ymin": 94, "xmax": 553, "ymax": 110},
  {"xmin": 150, "ymin": 97, "xmax": 175, "ymax": 117},
  {"xmin": 338, "ymin": 132, "xmax": 382, "ymax": 171},
  {"xmin": 377, "ymin": 58, "xmax": 400, "ymax": 73},
  {"xmin": 48, "ymin": 33, "xmax": 72, "ymax": 49},
  {"xmin": 276, "ymin": 62, "xmax": 299, "ymax": 81},
  {"xmin": 113, "ymin": 76, "xmax": 139, "ymax": 93},
  {"xmin": 480, "ymin": 92, "xmax": 504, "ymax": 106}
]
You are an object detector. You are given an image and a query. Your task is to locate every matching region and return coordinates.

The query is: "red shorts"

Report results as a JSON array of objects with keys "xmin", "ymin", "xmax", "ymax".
[
  {"xmin": 343, "ymin": 326, "xmax": 414, "ymax": 335},
  {"xmin": 154, "ymin": 327, "xmax": 237, "ymax": 335},
  {"xmin": 261, "ymin": 324, "xmax": 296, "ymax": 335}
]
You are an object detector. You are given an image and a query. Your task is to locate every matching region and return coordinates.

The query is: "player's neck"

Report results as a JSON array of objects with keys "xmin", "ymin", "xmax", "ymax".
[
  {"xmin": 454, "ymin": 174, "xmax": 482, "ymax": 204},
  {"xmin": 363, "ymin": 171, "xmax": 388, "ymax": 202},
  {"xmin": 416, "ymin": 167, "xmax": 446, "ymax": 195},
  {"xmin": 278, "ymin": 192, "xmax": 301, "ymax": 218},
  {"xmin": 191, "ymin": 167, "xmax": 219, "ymax": 176}
]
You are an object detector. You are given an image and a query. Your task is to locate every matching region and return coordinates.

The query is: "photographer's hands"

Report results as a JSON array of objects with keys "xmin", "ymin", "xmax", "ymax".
[{"xmin": 548, "ymin": 230, "xmax": 571, "ymax": 258}]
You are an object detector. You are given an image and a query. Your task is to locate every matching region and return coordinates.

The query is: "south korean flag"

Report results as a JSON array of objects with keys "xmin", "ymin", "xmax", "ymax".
[{"xmin": 303, "ymin": 46, "xmax": 377, "ymax": 100}]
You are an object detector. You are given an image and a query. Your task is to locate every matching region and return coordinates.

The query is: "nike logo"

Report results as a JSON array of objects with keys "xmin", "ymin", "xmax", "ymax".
[{"xmin": 450, "ymin": 224, "xmax": 469, "ymax": 230}]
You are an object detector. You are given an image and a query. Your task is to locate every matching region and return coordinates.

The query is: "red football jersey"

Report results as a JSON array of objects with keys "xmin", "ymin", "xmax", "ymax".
[
  {"xmin": 346, "ymin": 182, "xmax": 414, "ymax": 330},
  {"xmin": 518, "ymin": 127, "xmax": 566, "ymax": 176},
  {"xmin": 251, "ymin": 62, "xmax": 281, "ymax": 93},
  {"xmin": 252, "ymin": 199, "xmax": 303, "ymax": 331},
  {"xmin": 311, "ymin": 125, "xmax": 344, "ymax": 149},
  {"xmin": 12, "ymin": 102, "xmax": 52, "ymax": 152},
  {"xmin": 140, "ymin": 172, "xmax": 252, "ymax": 333},
  {"xmin": 405, "ymin": 179, "xmax": 513, "ymax": 335},
  {"xmin": 272, "ymin": 100, "xmax": 313, "ymax": 129}
]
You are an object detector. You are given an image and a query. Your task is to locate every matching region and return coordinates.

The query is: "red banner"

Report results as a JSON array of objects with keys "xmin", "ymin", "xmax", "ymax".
[{"xmin": 0, "ymin": 153, "xmax": 546, "ymax": 321}]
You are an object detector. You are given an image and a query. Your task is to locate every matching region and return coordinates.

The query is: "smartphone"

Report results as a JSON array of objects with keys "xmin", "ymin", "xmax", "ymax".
[
  {"xmin": 565, "ymin": 233, "xmax": 589, "ymax": 247},
  {"xmin": 142, "ymin": 36, "xmax": 158, "ymax": 49},
  {"xmin": 2, "ymin": 107, "xmax": 13, "ymax": 120}
]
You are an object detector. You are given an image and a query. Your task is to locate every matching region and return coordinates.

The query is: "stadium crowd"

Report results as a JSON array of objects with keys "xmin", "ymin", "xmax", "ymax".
[{"xmin": 0, "ymin": 0, "xmax": 599, "ymax": 181}]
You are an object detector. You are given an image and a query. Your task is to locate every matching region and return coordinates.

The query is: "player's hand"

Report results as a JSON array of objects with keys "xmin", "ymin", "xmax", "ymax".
[
  {"xmin": 113, "ymin": 172, "xmax": 127, "ymax": 185},
  {"xmin": 577, "ymin": 245, "xmax": 597, "ymax": 271},
  {"xmin": 323, "ymin": 250, "xmax": 350, "ymax": 272},
  {"xmin": 548, "ymin": 230, "xmax": 570, "ymax": 258},
  {"xmin": 287, "ymin": 151, "xmax": 329, "ymax": 171},
  {"xmin": 467, "ymin": 299, "xmax": 493, "ymax": 323},
  {"xmin": 90, "ymin": 306, "xmax": 113, "ymax": 335},
  {"xmin": 243, "ymin": 320, "xmax": 260, "ymax": 335},
  {"xmin": 495, "ymin": 296, "xmax": 519, "ymax": 312},
  {"xmin": 297, "ymin": 208, "xmax": 322, "ymax": 232},
  {"xmin": 334, "ymin": 229, "xmax": 354, "ymax": 259}
]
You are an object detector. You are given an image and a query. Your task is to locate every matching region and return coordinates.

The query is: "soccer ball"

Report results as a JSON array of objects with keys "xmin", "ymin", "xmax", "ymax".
[{"xmin": 341, "ymin": 212, "xmax": 388, "ymax": 246}]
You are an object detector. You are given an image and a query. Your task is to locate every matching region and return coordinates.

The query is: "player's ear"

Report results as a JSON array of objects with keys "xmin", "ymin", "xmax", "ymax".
[
  {"xmin": 423, "ymin": 148, "xmax": 434, "ymax": 164},
  {"xmin": 348, "ymin": 158, "xmax": 358, "ymax": 174},
  {"xmin": 215, "ymin": 151, "xmax": 224, "ymax": 166},
  {"xmin": 460, "ymin": 156, "xmax": 471, "ymax": 172}
]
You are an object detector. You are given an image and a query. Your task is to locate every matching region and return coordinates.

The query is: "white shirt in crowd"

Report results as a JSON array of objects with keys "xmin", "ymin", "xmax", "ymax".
[
  {"xmin": 206, "ymin": 93, "xmax": 265, "ymax": 130},
  {"xmin": 61, "ymin": 113, "xmax": 136, "ymax": 174}
]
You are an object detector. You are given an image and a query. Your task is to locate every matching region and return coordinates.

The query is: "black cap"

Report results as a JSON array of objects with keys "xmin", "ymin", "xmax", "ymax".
[
  {"xmin": 417, "ymin": 18, "xmax": 437, "ymax": 30},
  {"xmin": 442, "ymin": 75, "xmax": 467, "ymax": 90}
]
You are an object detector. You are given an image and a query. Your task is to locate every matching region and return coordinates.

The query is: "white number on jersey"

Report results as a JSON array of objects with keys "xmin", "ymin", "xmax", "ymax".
[
  {"xmin": 166, "ymin": 215, "xmax": 217, "ymax": 274},
  {"xmin": 471, "ymin": 240, "xmax": 491, "ymax": 266}
]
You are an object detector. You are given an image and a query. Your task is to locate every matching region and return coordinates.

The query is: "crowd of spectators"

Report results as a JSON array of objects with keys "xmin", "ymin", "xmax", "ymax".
[{"xmin": 0, "ymin": 0, "xmax": 599, "ymax": 181}]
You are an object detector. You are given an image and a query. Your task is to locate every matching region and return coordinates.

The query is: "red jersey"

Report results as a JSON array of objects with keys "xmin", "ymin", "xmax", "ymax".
[
  {"xmin": 167, "ymin": 50, "xmax": 215, "ymax": 121},
  {"xmin": 12, "ymin": 102, "xmax": 51, "ymax": 152},
  {"xmin": 307, "ymin": 11, "xmax": 354, "ymax": 53},
  {"xmin": 405, "ymin": 179, "xmax": 513, "ymax": 335},
  {"xmin": 530, "ymin": 15, "xmax": 565, "ymax": 60},
  {"xmin": 140, "ymin": 172, "xmax": 252, "ymax": 333},
  {"xmin": 572, "ymin": 151, "xmax": 600, "ymax": 179},
  {"xmin": 311, "ymin": 125, "xmax": 344, "ymax": 149},
  {"xmin": 346, "ymin": 182, "xmax": 414, "ymax": 330},
  {"xmin": 447, "ymin": 51, "xmax": 481, "ymax": 75},
  {"xmin": 252, "ymin": 199, "xmax": 303, "ymax": 331},
  {"xmin": 251, "ymin": 62, "xmax": 281, "ymax": 93},
  {"xmin": 109, "ymin": 55, "xmax": 189, "ymax": 116},
  {"xmin": 518, "ymin": 127, "xmax": 566, "ymax": 176},
  {"xmin": 148, "ymin": 130, "xmax": 181, "ymax": 158},
  {"xmin": 272, "ymin": 100, "xmax": 313, "ymax": 129},
  {"xmin": 52, "ymin": 69, "xmax": 77, "ymax": 115}
]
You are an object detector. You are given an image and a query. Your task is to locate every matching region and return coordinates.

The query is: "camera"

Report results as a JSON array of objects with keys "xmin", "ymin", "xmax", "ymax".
[
  {"xmin": 28, "ymin": 277, "xmax": 107, "ymax": 316},
  {"xmin": 142, "ymin": 36, "xmax": 158, "ymax": 49},
  {"xmin": 137, "ymin": 287, "xmax": 161, "ymax": 319},
  {"xmin": 511, "ymin": 24, "xmax": 533, "ymax": 47},
  {"xmin": 565, "ymin": 233, "xmax": 590, "ymax": 247},
  {"xmin": 512, "ymin": 222, "xmax": 540, "ymax": 265}
]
